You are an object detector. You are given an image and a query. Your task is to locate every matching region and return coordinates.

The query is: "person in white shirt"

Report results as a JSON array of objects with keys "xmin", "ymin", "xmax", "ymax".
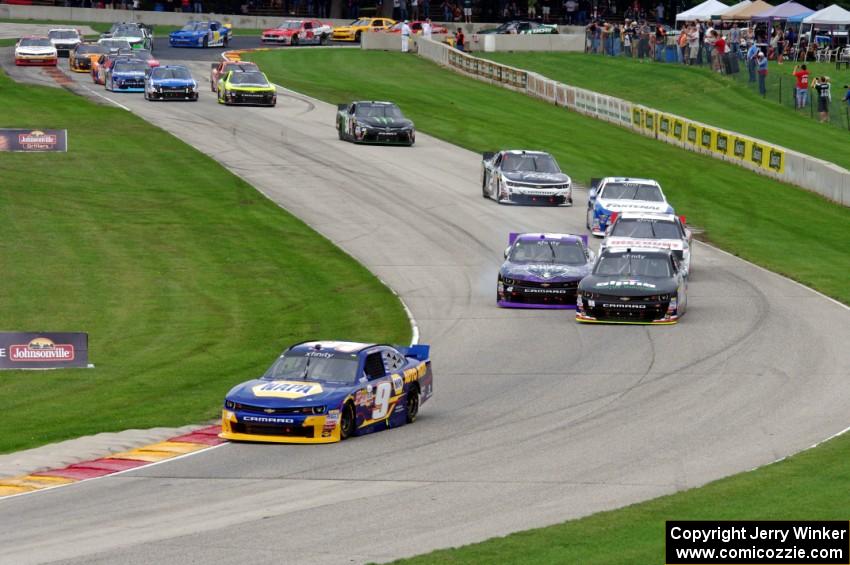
[
  {"xmin": 401, "ymin": 20, "xmax": 411, "ymax": 52},
  {"xmin": 422, "ymin": 18, "xmax": 432, "ymax": 40}
]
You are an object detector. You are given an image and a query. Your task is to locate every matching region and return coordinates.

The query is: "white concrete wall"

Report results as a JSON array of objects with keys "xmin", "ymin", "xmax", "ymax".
[
  {"xmin": 467, "ymin": 33, "xmax": 584, "ymax": 52},
  {"xmin": 360, "ymin": 30, "xmax": 402, "ymax": 51},
  {"xmin": 414, "ymin": 38, "xmax": 850, "ymax": 207}
]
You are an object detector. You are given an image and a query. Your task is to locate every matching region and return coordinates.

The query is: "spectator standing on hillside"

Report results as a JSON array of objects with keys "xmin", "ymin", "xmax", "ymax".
[
  {"xmin": 746, "ymin": 41, "xmax": 758, "ymax": 82},
  {"xmin": 411, "ymin": 0, "xmax": 419, "ymax": 20},
  {"xmin": 623, "ymin": 21, "xmax": 633, "ymax": 56},
  {"xmin": 422, "ymin": 18, "xmax": 432, "ymax": 39},
  {"xmin": 564, "ymin": 0, "xmax": 577, "ymax": 24},
  {"xmin": 842, "ymin": 84, "xmax": 850, "ymax": 109},
  {"xmin": 528, "ymin": 0, "xmax": 537, "ymax": 19},
  {"xmin": 455, "ymin": 27, "xmax": 465, "ymax": 51},
  {"xmin": 757, "ymin": 51, "xmax": 768, "ymax": 95},
  {"xmin": 814, "ymin": 76, "xmax": 831, "ymax": 122},
  {"xmin": 654, "ymin": 23, "xmax": 665, "ymax": 61},
  {"xmin": 775, "ymin": 28, "xmax": 785, "ymax": 65},
  {"xmin": 542, "ymin": 0, "xmax": 551, "ymax": 22},
  {"xmin": 676, "ymin": 23, "xmax": 687, "ymax": 63},
  {"xmin": 793, "ymin": 64, "xmax": 810, "ymax": 109},
  {"xmin": 713, "ymin": 31, "xmax": 725, "ymax": 72},
  {"xmin": 463, "ymin": 0, "xmax": 472, "ymax": 22},
  {"xmin": 401, "ymin": 20, "xmax": 411, "ymax": 52},
  {"xmin": 730, "ymin": 25, "xmax": 739, "ymax": 56},
  {"xmin": 655, "ymin": 2, "xmax": 663, "ymax": 24}
]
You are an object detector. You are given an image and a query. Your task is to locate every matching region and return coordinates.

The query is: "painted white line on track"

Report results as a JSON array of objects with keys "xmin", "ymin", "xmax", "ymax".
[
  {"xmin": 79, "ymin": 83, "xmax": 131, "ymax": 111},
  {"xmin": 0, "ymin": 443, "xmax": 227, "ymax": 503}
]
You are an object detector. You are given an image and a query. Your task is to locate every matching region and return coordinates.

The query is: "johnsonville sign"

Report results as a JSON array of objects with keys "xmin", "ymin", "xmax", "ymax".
[
  {"xmin": 0, "ymin": 129, "xmax": 67, "ymax": 152},
  {"xmin": 0, "ymin": 332, "xmax": 88, "ymax": 369}
]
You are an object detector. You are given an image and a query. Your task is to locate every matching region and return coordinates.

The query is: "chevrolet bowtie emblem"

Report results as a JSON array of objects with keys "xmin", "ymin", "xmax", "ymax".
[{"xmin": 264, "ymin": 408, "xmax": 275, "ymax": 414}]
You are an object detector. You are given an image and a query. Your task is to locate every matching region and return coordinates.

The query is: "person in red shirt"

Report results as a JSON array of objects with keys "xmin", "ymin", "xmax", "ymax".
[{"xmin": 793, "ymin": 64, "xmax": 810, "ymax": 109}]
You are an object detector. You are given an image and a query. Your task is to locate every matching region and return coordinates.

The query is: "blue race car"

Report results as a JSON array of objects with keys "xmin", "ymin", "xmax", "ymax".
[
  {"xmin": 105, "ymin": 59, "xmax": 147, "ymax": 92},
  {"xmin": 144, "ymin": 65, "xmax": 198, "ymax": 101},
  {"xmin": 586, "ymin": 177, "xmax": 674, "ymax": 237},
  {"xmin": 168, "ymin": 20, "xmax": 231, "ymax": 48},
  {"xmin": 498, "ymin": 232, "xmax": 594, "ymax": 309},
  {"xmin": 220, "ymin": 341, "xmax": 433, "ymax": 444}
]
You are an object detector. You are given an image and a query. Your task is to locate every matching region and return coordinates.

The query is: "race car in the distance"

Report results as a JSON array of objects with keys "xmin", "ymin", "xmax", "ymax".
[
  {"xmin": 69, "ymin": 43, "xmax": 108, "ymax": 72},
  {"xmin": 47, "ymin": 28, "xmax": 82, "ymax": 57},
  {"xmin": 91, "ymin": 51, "xmax": 135, "ymax": 84},
  {"xmin": 217, "ymin": 70, "xmax": 276, "ymax": 106},
  {"xmin": 144, "ymin": 65, "xmax": 199, "ymax": 101},
  {"xmin": 477, "ymin": 20, "xmax": 559, "ymax": 34},
  {"xmin": 602, "ymin": 211, "xmax": 692, "ymax": 276},
  {"xmin": 109, "ymin": 23, "xmax": 154, "ymax": 51},
  {"xmin": 261, "ymin": 19, "xmax": 332, "ymax": 45},
  {"xmin": 220, "ymin": 341, "xmax": 433, "ymax": 444},
  {"xmin": 122, "ymin": 48, "xmax": 159, "ymax": 68},
  {"xmin": 482, "ymin": 150, "xmax": 572, "ymax": 206},
  {"xmin": 576, "ymin": 247, "xmax": 688, "ymax": 324},
  {"xmin": 385, "ymin": 20, "xmax": 448, "ymax": 35},
  {"xmin": 498, "ymin": 232, "xmax": 593, "ymax": 308},
  {"xmin": 209, "ymin": 60, "xmax": 259, "ymax": 92},
  {"xmin": 169, "ymin": 20, "xmax": 231, "ymax": 48},
  {"xmin": 105, "ymin": 59, "xmax": 148, "ymax": 92},
  {"xmin": 332, "ymin": 17, "xmax": 395, "ymax": 42},
  {"xmin": 14, "ymin": 36, "xmax": 57, "ymax": 66},
  {"xmin": 586, "ymin": 177, "xmax": 673, "ymax": 236},
  {"xmin": 337, "ymin": 101, "xmax": 415, "ymax": 145}
]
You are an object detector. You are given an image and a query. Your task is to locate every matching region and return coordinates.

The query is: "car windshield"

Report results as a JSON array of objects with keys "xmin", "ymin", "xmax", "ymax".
[
  {"xmin": 594, "ymin": 253, "xmax": 672, "ymax": 277},
  {"xmin": 100, "ymin": 39, "xmax": 132, "ymax": 49},
  {"xmin": 230, "ymin": 71, "xmax": 269, "ymax": 85},
  {"xmin": 20, "ymin": 38, "xmax": 52, "ymax": 47},
  {"xmin": 152, "ymin": 67, "xmax": 192, "ymax": 79},
  {"xmin": 263, "ymin": 353, "xmax": 359, "ymax": 383},
  {"xmin": 277, "ymin": 21, "xmax": 302, "ymax": 29},
  {"xmin": 355, "ymin": 104, "xmax": 404, "ymax": 118},
  {"xmin": 600, "ymin": 182, "xmax": 664, "ymax": 202},
  {"xmin": 501, "ymin": 153, "xmax": 560, "ymax": 173},
  {"xmin": 351, "ymin": 19, "xmax": 371, "ymax": 26},
  {"xmin": 611, "ymin": 218, "xmax": 682, "ymax": 239},
  {"xmin": 49, "ymin": 30, "xmax": 78, "ymax": 39},
  {"xmin": 181, "ymin": 22, "xmax": 207, "ymax": 31},
  {"xmin": 76, "ymin": 44, "xmax": 107, "ymax": 54},
  {"xmin": 114, "ymin": 61, "xmax": 148, "ymax": 73},
  {"xmin": 225, "ymin": 63, "xmax": 257, "ymax": 72},
  {"xmin": 114, "ymin": 26, "xmax": 142, "ymax": 36},
  {"xmin": 510, "ymin": 240, "xmax": 586, "ymax": 265}
]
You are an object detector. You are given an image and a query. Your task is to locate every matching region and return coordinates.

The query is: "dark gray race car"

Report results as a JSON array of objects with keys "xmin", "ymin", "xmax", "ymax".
[{"xmin": 336, "ymin": 101, "xmax": 415, "ymax": 146}]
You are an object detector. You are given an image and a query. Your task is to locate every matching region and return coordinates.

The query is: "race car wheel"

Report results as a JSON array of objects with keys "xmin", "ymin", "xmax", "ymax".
[
  {"xmin": 337, "ymin": 121, "xmax": 344, "ymax": 140},
  {"xmin": 355, "ymin": 31, "xmax": 361, "ymax": 42},
  {"xmin": 203, "ymin": 36, "xmax": 209, "ymax": 48},
  {"xmin": 319, "ymin": 34, "xmax": 328, "ymax": 45},
  {"xmin": 585, "ymin": 208, "xmax": 592, "ymax": 230},
  {"xmin": 405, "ymin": 387, "xmax": 420, "ymax": 424},
  {"xmin": 291, "ymin": 35, "xmax": 299, "ymax": 46},
  {"xmin": 223, "ymin": 35, "xmax": 229, "ymax": 47},
  {"xmin": 340, "ymin": 402, "xmax": 356, "ymax": 440},
  {"xmin": 482, "ymin": 174, "xmax": 489, "ymax": 198}
]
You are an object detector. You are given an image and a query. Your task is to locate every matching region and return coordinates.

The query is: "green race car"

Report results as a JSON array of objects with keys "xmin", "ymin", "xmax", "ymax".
[{"xmin": 217, "ymin": 70, "xmax": 277, "ymax": 107}]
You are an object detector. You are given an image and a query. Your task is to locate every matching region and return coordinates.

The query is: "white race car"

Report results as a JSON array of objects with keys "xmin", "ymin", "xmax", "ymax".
[
  {"xmin": 586, "ymin": 177, "xmax": 673, "ymax": 236},
  {"xmin": 14, "ymin": 36, "xmax": 58, "ymax": 66},
  {"xmin": 601, "ymin": 211, "xmax": 693, "ymax": 276},
  {"xmin": 481, "ymin": 150, "xmax": 572, "ymax": 206},
  {"xmin": 47, "ymin": 28, "xmax": 82, "ymax": 57}
]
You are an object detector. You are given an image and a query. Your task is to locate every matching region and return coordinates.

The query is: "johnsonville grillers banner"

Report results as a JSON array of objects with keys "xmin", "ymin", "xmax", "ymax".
[
  {"xmin": 0, "ymin": 332, "xmax": 88, "ymax": 369},
  {"xmin": 0, "ymin": 129, "xmax": 68, "ymax": 152}
]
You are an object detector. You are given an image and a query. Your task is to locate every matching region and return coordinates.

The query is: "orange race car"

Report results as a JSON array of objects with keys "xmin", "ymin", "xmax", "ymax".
[{"xmin": 69, "ymin": 43, "xmax": 109, "ymax": 73}]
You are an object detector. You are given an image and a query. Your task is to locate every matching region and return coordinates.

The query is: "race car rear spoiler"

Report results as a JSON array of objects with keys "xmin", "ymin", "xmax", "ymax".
[
  {"xmin": 398, "ymin": 344, "xmax": 430, "ymax": 362},
  {"xmin": 508, "ymin": 232, "xmax": 589, "ymax": 247}
]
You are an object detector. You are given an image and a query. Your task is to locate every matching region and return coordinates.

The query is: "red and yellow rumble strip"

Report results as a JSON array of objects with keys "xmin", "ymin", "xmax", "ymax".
[{"xmin": 0, "ymin": 425, "xmax": 223, "ymax": 498}]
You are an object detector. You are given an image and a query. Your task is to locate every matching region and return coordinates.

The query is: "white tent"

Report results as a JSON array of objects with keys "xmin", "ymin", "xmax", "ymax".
[
  {"xmin": 676, "ymin": 0, "xmax": 733, "ymax": 21},
  {"xmin": 802, "ymin": 4, "xmax": 850, "ymax": 25}
]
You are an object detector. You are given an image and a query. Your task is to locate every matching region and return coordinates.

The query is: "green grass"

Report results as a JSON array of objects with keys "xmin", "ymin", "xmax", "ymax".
[
  {"xmin": 246, "ymin": 49, "xmax": 850, "ymax": 305},
  {"xmin": 480, "ymin": 52, "xmax": 850, "ymax": 171},
  {"xmin": 0, "ymin": 68, "xmax": 410, "ymax": 454},
  {"xmin": 391, "ymin": 431, "xmax": 850, "ymax": 564},
  {"xmin": 0, "ymin": 17, "xmax": 261, "ymax": 36}
]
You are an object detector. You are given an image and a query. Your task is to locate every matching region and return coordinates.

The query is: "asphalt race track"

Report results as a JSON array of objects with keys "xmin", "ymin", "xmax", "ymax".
[{"xmin": 1, "ymin": 54, "xmax": 849, "ymax": 565}]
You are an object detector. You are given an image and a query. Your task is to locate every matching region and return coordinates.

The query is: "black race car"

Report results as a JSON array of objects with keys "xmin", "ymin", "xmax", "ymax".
[
  {"xmin": 476, "ymin": 20, "xmax": 559, "ymax": 34},
  {"xmin": 576, "ymin": 247, "xmax": 687, "ymax": 324},
  {"xmin": 336, "ymin": 101, "xmax": 415, "ymax": 146}
]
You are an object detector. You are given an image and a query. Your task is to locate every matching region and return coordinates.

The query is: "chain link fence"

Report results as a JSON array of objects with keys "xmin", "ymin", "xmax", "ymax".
[{"xmin": 583, "ymin": 31, "xmax": 850, "ymax": 132}]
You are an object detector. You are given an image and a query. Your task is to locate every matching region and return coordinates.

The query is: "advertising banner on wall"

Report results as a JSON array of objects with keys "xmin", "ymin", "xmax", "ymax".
[
  {"xmin": 0, "ymin": 332, "xmax": 88, "ymax": 369},
  {"xmin": 0, "ymin": 129, "xmax": 67, "ymax": 152}
]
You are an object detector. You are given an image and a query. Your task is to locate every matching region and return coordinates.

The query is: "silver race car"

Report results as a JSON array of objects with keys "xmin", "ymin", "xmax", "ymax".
[{"xmin": 481, "ymin": 150, "xmax": 572, "ymax": 206}]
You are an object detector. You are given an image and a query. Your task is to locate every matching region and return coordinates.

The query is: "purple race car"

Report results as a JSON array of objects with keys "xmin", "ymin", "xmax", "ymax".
[{"xmin": 497, "ymin": 233, "xmax": 594, "ymax": 309}]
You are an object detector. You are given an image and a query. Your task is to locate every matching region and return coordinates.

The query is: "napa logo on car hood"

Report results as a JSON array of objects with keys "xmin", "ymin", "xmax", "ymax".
[{"xmin": 252, "ymin": 381, "xmax": 323, "ymax": 399}]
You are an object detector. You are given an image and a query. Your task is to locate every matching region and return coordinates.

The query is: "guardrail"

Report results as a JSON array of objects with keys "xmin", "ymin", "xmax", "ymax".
[{"xmin": 413, "ymin": 37, "xmax": 850, "ymax": 207}]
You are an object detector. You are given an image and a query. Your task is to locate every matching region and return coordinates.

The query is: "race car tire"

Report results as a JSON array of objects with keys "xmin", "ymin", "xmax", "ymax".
[
  {"xmin": 482, "ymin": 174, "xmax": 489, "ymax": 198},
  {"xmin": 223, "ymin": 35, "xmax": 229, "ymax": 47},
  {"xmin": 203, "ymin": 36, "xmax": 209, "ymax": 48},
  {"xmin": 405, "ymin": 387, "xmax": 420, "ymax": 424},
  {"xmin": 340, "ymin": 402, "xmax": 356, "ymax": 440},
  {"xmin": 319, "ymin": 34, "xmax": 328, "ymax": 45},
  {"xmin": 585, "ymin": 208, "xmax": 592, "ymax": 230},
  {"xmin": 291, "ymin": 35, "xmax": 299, "ymax": 46},
  {"xmin": 355, "ymin": 31, "xmax": 361, "ymax": 42},
  {"xmin": 337, "ymin": 122, "xmax": 344, "ymax": 140}
]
